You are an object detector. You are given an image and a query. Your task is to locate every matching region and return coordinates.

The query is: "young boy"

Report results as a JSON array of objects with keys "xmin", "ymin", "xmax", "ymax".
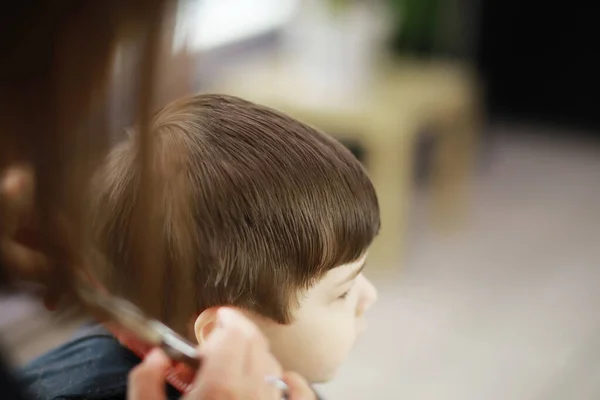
[{"xmin": 23, "ymin": 94, "xmax": 380, "ymax": 398}]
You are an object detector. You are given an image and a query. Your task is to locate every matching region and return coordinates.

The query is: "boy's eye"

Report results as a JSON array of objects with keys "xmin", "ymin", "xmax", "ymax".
[{"xmin": 337, "ymin": 290, "xmax": 351, "ymax": 300}]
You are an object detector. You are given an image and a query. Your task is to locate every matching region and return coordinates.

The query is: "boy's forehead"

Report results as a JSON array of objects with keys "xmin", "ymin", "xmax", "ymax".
[{"xmin": 322, "ymin": 253, "xmax": 368, "ymax": 282}]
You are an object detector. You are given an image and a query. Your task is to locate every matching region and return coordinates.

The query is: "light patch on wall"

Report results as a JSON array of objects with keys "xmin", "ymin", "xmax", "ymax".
[{"xmin": 173, "ymin": 0, "xmax": 299, "ymax": 52}]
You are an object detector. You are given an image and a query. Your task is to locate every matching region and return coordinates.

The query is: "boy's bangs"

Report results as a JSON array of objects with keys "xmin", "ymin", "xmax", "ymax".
[
  {"xmin": 287, "ymin": 170, "xmax": 380, "ymax": 286},
  {"xmin": 321, "ymin": 196, "xmax": 380, "ymax": 273}
]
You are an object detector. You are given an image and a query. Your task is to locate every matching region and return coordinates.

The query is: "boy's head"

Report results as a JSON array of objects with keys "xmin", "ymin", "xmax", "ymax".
[{"xmin": 91, "ymin": 94, "xmax": 380, "ymax": 382}]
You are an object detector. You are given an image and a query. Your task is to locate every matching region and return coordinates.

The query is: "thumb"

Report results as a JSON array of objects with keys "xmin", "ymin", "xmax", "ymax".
[
  {"xmin": 127, "ymin": 349, "xmax": 170, "ymax": 400},
  {"xmin": 283, "ymin": 371, "xmax": 316, "ymax": 400}
]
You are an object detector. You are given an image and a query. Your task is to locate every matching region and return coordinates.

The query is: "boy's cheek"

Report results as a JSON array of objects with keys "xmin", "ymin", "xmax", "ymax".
[
  {"xmin": 357, "ymin": 318, "xmax": 368, "ymax": 334},
  {"xmin": 263, "ymin": 319, "xmax": 358, "ymax": 383}
]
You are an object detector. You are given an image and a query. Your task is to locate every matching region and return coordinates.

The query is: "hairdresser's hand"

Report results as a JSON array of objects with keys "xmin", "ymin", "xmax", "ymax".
[
  {"xmin": 0, "ymin": 165, "xmax": 70, "ymax": 308},
  {"xmin": 0, "ymin": 166, "xmax": 48, "ymax": 282},
  {"xmin": 128, "ymin": 308, "xmax": 317, "ymax": 400}
]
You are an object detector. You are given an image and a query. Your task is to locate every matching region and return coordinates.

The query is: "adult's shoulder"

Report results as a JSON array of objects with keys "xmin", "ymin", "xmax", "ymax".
[{"xmin": 20, "ymin": 324, "xmax": 139, "ymax": 400}]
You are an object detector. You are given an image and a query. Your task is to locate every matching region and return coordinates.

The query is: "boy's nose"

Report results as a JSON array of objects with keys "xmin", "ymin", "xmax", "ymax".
[{"xmin": 356, "ymin": 274, "xmax": 378, "ymax": 317}]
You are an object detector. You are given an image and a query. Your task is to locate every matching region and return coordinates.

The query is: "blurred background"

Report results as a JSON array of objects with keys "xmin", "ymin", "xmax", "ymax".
[{"xmin": 2, "ymin": 0, "xmax": 600, "ymax": 398}]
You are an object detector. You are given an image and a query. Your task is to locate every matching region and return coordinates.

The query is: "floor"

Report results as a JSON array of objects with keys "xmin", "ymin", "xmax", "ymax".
[{"xmin": 2, "ymin": 125, "xmax": 600, "ymax": 399}]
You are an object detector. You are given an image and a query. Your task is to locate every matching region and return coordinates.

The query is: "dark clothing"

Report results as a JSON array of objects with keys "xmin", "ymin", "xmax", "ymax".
[
  {"xmin": 20, "ymin": 324, "xmax": 180, "ymax": 400},
  {"xmin": 1, "ymin": 353, "xmax": 28, "ymax": 400},
  {"xmin": 20, "ymin": 324, "xmax": 322, "ymax": 400}
]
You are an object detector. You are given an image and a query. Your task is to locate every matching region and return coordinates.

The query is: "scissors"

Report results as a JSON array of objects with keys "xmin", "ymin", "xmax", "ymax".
[{"xmin": 74, "ymin": 276, "xmax": 290, "ymax": 398}]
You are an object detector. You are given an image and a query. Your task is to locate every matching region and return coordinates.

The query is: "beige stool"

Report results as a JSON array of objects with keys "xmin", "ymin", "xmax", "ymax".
[{"xmin": 208, "ymin": 56, "xmax": 481, "ymax": 270}]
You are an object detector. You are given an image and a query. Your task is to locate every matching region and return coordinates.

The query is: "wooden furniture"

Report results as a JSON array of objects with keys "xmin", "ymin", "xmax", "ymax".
[{"xmin": 207, "ymin": 55, "xmax": 480, "ymax": 270}]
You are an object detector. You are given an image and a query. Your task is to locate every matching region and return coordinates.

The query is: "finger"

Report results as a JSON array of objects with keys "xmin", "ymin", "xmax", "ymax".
[
  {"xmin": 247, "ymin": 341, "xmax": 281, "ymax": 376},
  {"xmin": 201, "ymin": 309, "xmax": 257, "ymax": 377},
  {"xmin": 1, "ymin": 166, "xmax": 34, "ymax": 236},
  {"xmin": 0, "ymin": 238, "xmax": 50, "ymax": 282},
  {"xmin": 0, "ymin": 166, "xmax": 44, "ymax": 285},
  {"xmin": 216, "ymin": 307, "xmax": 268, "ymax": 345},
  {"xmin": 283, "ymin": 371, "xmax": 317, "ymax": 400},
  {"xmin": 256, "ymin": 353, "xmax": 284, "ymax": 400},
  {"xmin": 185, "ymin": 335, "xmax": 243, "ymax": 400},
  {"xmin": 127, "ymin": 348, "xmax": 170, "ymax": 400},
  {"xmin": 189, "ymin": 308, "xmax": 268, "ymax": 397}
]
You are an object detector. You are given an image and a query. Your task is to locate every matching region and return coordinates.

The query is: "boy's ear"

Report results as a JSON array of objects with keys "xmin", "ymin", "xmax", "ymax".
[{"xmin": 193, "ymin": 307, "xmax": 219, "ymax": 346}]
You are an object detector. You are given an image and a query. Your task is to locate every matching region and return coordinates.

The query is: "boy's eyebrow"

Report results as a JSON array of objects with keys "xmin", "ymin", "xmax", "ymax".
[{"xmin": 336, "ymin": 260, "xmax": 367, "ymax": 286}]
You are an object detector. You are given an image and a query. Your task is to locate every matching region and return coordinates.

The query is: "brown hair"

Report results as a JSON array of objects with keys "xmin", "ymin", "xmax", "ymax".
[
  {"xmin": 0, "ymin": 0, "xmax": 223, "ymax": 335},
  {"xmin": 91, "ymin": 94, "xmax": 380, "ymax": 335},
  {"xmin": 0, "ymin": 1, "xmax": 184, "ymax": 298}
]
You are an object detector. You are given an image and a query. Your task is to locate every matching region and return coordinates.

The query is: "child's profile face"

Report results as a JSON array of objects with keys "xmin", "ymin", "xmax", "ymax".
[{"xmin": 250, "ymin": 253, "xmax": 378, "ymax": 382}]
